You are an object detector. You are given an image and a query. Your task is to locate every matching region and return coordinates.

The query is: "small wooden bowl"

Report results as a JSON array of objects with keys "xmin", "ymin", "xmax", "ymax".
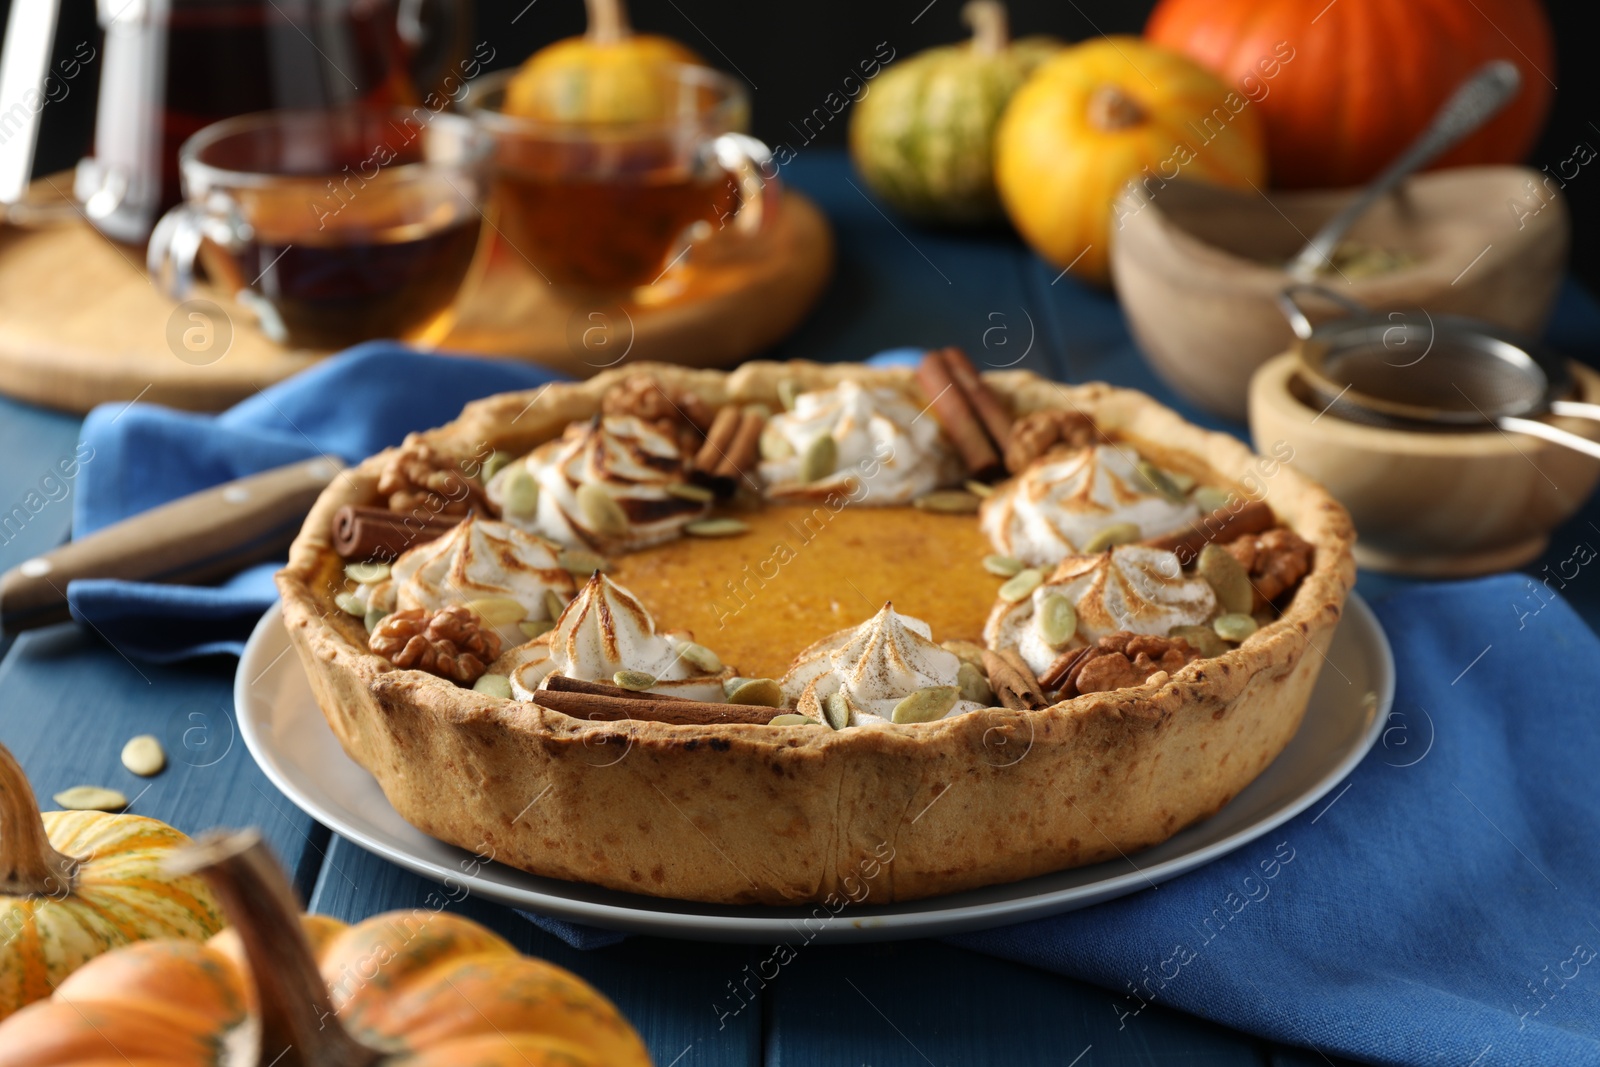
[
  {"xmin": 1112, "ymin": 167, "xmax": 1569, "ymax": 421},
  {"xmin": 1249, "ymin": 353, "xmax": 1600, "ymax": 577}
]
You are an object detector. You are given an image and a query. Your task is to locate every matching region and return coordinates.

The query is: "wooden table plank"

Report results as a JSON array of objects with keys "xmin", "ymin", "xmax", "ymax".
[{"xmin": 308, "ymin": 835, "xmax": 763, "ymax": 1067}]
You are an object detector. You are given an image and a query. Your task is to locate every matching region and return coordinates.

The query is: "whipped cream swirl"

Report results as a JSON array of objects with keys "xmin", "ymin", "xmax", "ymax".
[
  {"xmin": 985, "ymin": 545, "xmax": 1215, "ymax": 677},
  {"xmin": 759, "ymin": 381, "xmax": 960, "ymax": 505},
  {"xmin": 494, "ymin": 572, "xmax": 732, "ymax": 703},
  {"xmin": 487, "ymin": 415, "xmax": 707, "ymax": 554},
  {"xmin": 981, "ymin": 444, "xmax": 1199, "ymax": 568},
  {"xmin": 780, "ymin": 604, "xmax": 982, "ymax": 725}
]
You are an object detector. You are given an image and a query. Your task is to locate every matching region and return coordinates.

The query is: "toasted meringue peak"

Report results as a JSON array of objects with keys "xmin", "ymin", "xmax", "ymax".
[
  {"xmin": 985, "ymin": 545, "xmax": 1215, "ymax": 677},
  {"xmin": 981, "ymin": 444, "xmax": 1199, "ymax": 568},
  {"xmin": 759, "ymin": 381, "xmax": 961, "ymax": 505},
  {"xmin": 504, "ymin": 573, "xmax": 732, "ymax": 702},
  {"xmin": 487, "ymin": 414, "xmax": 708, "ymax": 555},
  {"xmin": 780, "ymin": 603, "xmax": 981, "ymax": 725},
  {"xmin": 390, "ymin": 516, "xmax": 575, "ymax": 645}
]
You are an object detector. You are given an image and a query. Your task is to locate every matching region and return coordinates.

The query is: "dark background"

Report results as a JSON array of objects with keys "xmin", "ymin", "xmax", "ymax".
[{"xmin": 9, "ymin": 0, "xmax": 1598, "ymax": 291}]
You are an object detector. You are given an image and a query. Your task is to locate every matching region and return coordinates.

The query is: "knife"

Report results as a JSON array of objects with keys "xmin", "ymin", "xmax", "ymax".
[{"xmin": 0, "ymin": 457, "xmax": 345, "ymax": 634}]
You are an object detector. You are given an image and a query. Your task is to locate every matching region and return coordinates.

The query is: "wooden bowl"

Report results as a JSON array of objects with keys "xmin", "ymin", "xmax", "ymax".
[
  {"xmin": 1249, "ymin": 353, "xmax": 1600, "ymax": 577},
  {"xmin": 1111, "ymin": 167, "xmax": 1569, "ymax": 421}
]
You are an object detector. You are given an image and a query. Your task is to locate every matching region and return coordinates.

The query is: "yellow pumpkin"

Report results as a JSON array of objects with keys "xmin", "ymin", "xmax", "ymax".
[
  {"xmin": 994, "ymin": 35, "xmax": 1267, "ymax": 285},
  {"xmin": 0, "ymin": 742, "xmax": 222, "ymax": 1021},
  {"xmin": 0, "ymin": 830, "xmax": 653, "ymax": 1067},
  {"xmin": 504, "ymin": 0, "xmax": 704, "ymax": 124}
]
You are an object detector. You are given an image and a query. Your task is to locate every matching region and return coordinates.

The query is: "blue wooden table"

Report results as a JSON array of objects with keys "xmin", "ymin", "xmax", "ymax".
[{"xmin": 5, "ymin": 150, "xmax": 1600, "ymax": 1066}]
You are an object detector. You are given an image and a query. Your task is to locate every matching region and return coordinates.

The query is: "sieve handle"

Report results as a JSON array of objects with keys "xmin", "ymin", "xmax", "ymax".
[
  {"xmin": 1549, "ymin": 400, "xmax": 1600, "ymax": 422},
  {"xmin": 1276, "ymin": 284, "xmax": 1369, "ymax": 340},
  {"xmin": 1499, "ymin": 416, "xmax": 1600, "ymax": 461}
]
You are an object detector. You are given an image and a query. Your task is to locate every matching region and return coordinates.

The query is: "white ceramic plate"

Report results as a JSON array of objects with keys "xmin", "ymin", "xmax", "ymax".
[{"xmin": 237, "ymin": 595, "xmax": 1392, "ymax": 943}]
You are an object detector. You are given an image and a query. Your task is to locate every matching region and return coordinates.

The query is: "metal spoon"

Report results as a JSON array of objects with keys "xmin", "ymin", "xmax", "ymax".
[{"xmin": 1286, "ymin": 60, "xmax": 1523, "ymax": 282}]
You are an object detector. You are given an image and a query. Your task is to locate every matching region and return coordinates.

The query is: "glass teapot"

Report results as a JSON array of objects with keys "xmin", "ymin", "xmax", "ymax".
[{"xmin": 73, "ymin": 0, "xmax": 475, "ymax": 244}]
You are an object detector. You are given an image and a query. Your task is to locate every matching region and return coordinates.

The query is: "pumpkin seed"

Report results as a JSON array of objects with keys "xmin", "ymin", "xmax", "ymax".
[
  {"xmin": 998, "ymin": 568, "xmax": 1044, "ymax": 603},
  {"xmin": 543, "ymin": 589, "xmax": 568, "ymax": 622},
  {"xmin": 481, "ymin": 450, "xmax": 515, "ymax": 483},
  {"xmin": 666, "ymin": 482, "xmax": 715, "ymax": 503},
  {"xmin": 464, "ymin": 596, "xmax": 527, "ymax": 626},
  {"xmin": 686, "ymin": 518, "xmax": 749, "ymax": 537},
  {"xmin": 614, "ymin": 670, "xmax": 657, "ymax": 691},
  {"xmin": 120, "ymin": 735, "xmax": 166, "ymax": 777},
  {"xmin": 777, "ymin": 378, "xmax": 801, "ymax": 411},
  {"xmin": 956, "ymin": 662, "xmax": 994, "ymax": 705},
  {"xmin": 1198, "ymin": 544, "xmax": 1254, "ymax": 615},
  {"xmin": 799, "ymin": 433, "xmax": 838, "ymax": 484},
  {"xmin": 1080, "ymin": 522, "xmax": 1141, "ymax": 553},
  {"xmin": 364, "ymin": 607, "xmax": 390, "ymax": 633},
  {"xmin": 1164, "ymin": 469, "xmax": 1198, "ymax": 493},
  {"xmin": 501, "ymin": 466, "xmax": 540, "ymax": 518},
  {"xmin": 769, "ymin": 713, "xmax": 819, "ymax": 727},
  {"xmin": 941, "ymin": 639, "xmax": 987, "ymax": 669},
  {"xmin": 726, "ymin": 677, "xmax": 784, "ymax": 707},
  {"xmin": 519, "ymin": 619, "xmax": 556, "ymax": 640},
  {"xmin": 576, "ymin": 483, "xmax": 628, "ymax": 536},
  {"xmin": 891, "ymin": 685, "xmax": 960, "ymax": 724},
  {"xmin": 334, "ymin": 591, "xmax": 365, "ymax": 616},
  {"xmin": 822, "ymin": 691, "xmax": 852, "ymax": 730},
  {"xmin": 983, "ymin": 554, "xmax": 1024, "ymax": 577},
  {"xmin": 1169, "ymin": 624, "xmax": 1227, "ymax": 658},
  {"xmin": 53, "ymin": 786, "xmax": 128, "ymax": 812},
  {"xmin": 473, "ymin": 673, "xmax": 512, "ymax": 699},
  {"xmin": 965, "ymin": 480, "xmax": 995, "ymax": 498},
  {"xmin": 344, "ymin": 561, "xmax": 391, "ymax": 584},
  {"xmin": 1192, "ymin": 486, "xmax": 1232, "ymax": 513},
  {"xmin": 760, "ymin": 425, "xmax": 794, "ymax": 461},
  {"xmin": 1213, "ymin": 613, "xmax": 1259, "ymax": 643},
  {"xmin": 677, "ymin": 641, "xmax": 722, "ymax": 674},
  {"xmin": 1137, "ymin": 460, "xmax": 1187, "ymax": 503},
  {"xmin": 914, "ymin": 490, "xmax": 981, "ymax": 515},
  {"xmin": 1035, "ymin": 594, "xmax": 1079, "ymax": 649},
  {"xmin": 746, "ymin": 403, "xmax": 774, "ymax": 420},
  {"xmin": 558, "ymin": 548, "xmax": 612, "ymax": 575}
]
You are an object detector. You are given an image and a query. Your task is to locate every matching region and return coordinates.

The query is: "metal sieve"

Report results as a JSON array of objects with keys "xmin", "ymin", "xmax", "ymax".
[{"xmin": 1276, "ymin": 285, "xmax": 1600, "ymax": 460}]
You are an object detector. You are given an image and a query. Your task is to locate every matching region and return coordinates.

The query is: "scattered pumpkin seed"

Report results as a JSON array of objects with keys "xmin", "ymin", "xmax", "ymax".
[
  {"xmin": 822, "ymin": 691, "xmax": 852, "ymax": 730},
  {"xmin": 1035, "ymin": 594, "xmax": 1079, "ymax": 649},
  {"xmin": 614, "ymin": 670, "xmax": 657, "ymax": 691},
  {"xmin": 983, "ymin": 554, "xmax": 1024, "ymax": 577},
  {"xmin": 53, "ymin": 786, "xmax": 128, "ymax": 812},
  {"xmin": 473, "ymin": 673, "xmax": 512, "ymax": 699},
  {"xmin": 769, "ymin": 713, "xmax": 819, "ymax": 727},
  {"xmin": 998, "ymin": 568, "xmax": 1044, "ymax": 603},
  {"xmin": 1213, "ymin": 613, "xmax": 1259, "ymax": 643},
  {"xmin": 686, "ymin": 517, "xmax": 749, "ymax": 537},
  {"xmin": 1198, "ymin": 544, "xmax": 1254, "ymax": 615},
  {"xmin": 481, "ymin": 450, "xmax": 515, "ymax": 483},
  {"xmin": 1192, "ymin": 486, "xmax": 1233, "ymax": 513},
  {"xmin": 558, "ymin": 548, "xmax": 612, "ymax": 575},
  {"xmin": 1137, "ymin": 460, "xmax": 1187, "ymax": 503},
  {"xmin": 543, "ymin": 589, "xmax": 568, "ymax": 622},
  {"xmin": 914, "ymin": 489, "xmax": 981, "ymax": 515},
  {"xmin": 891, "ymin": 685, "xmax": 960, "ymax": 724},
  {"xmin": 965, "ymin": 480, "xmax": 995, "ymax": 498},
  {"xmin": 364, "ymin": 607, "xmax": 389, "ymax": 633},
  {"xmin": 726, "ymin": 677, "xmax": 784, "ymax": 707},
  {"xmin": 120, "ymin": 735, "xmax": 166, "ymax": 777},
  {"xmin": 956, "ymin": 662, "xmax": 994, "ymax": 705},
  {"xmin": 677, "ymin": 641, "xmax": 723, "ymax": 674},
  {"xmin": 576, "ymin": 483, "xmax": 628, "ymax": 536},
  {"xmin": 501, "ymin": 466, "xmax": 540, "ymax": 518},
  {"xmin": 1081, "ymin": 522, "xmax": 1142, "ymax": 553},
  {"xmin": 760, "ymin": 425, "xmax": 794, "ymax": 461},
  {"xmin": 464, "ymin": 596, "xmax": 528, "ymax": 626},
  {"xmin": 666, "ymin": 482, "xmax": 715, "ymax": 503},
  {"xmin": 344, "ymin": 561, "xmax": 390, "ymax": 584},
  {"xmin": 798, "ymin": 433, "xmax": 838, "ymax": 484},
  {"xmin": 1169, "ymin": 624, "xmax": 1227, "ymax": 658},
  {"xmin": 519, "ymin": 619, "xmax": 556, "ymax": 640},
  {"xmin": 777, "ymin": 378, "xmax": 801, "ymax": 411},
  {"xmin": 334, "ymin": 591, "xmax": 365, "ymax": 616}
]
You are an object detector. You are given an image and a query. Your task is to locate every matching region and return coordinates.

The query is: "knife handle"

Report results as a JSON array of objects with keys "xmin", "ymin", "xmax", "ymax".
[{"xmin": 0, "ymin": 457, "xmax": 346, "ymax": 634}]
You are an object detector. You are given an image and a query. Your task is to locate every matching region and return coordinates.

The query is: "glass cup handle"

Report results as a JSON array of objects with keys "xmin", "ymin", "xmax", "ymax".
[
  {"xmin": 147, "ymin": 193, "xmax": 251, "ymax": 300},
  {"xmin": 711, "ymin": 133, "xmax": 780, "ymax": 236}
]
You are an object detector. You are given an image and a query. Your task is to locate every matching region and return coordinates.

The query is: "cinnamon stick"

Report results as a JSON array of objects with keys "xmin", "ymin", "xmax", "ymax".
[
  {"xmin": 331, "ymin": 505, "xmax": 460, "ymax": 561},
  {"xmin": 533, "ymin": 688, "xmax": 782, "ymax": 726},
  {"xmin": 1038, "ymin": 645, "xmax": 1096, "ymax": 694},
  {"xmin": 916, "ymin": 350, "xmax": 1003, "ymax": 480},
  {"xmin": 544, "ymin": 675, "xmax": 687, "ymax": 701},
  {"xmin": 1144, "ymin": 499, "xmax": 1276, "ymax": 565},
  {"xmin": 713, "ymin": 408, "xmax": 767, "ymax": 481},
  {"xmin": 939, "ymin": 347, "xmax": 1013, "ymax": 452},
  {"xmin": 694, "ymin": 405, "xmax": 743, "ymax": 473},
  {"xmin": 982, "ymin": 649, "xmax": 1048, "ymax": 710}
]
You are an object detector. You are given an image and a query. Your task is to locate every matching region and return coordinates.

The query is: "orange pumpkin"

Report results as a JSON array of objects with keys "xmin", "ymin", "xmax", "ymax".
[
  {"xmin": 1145, "ymin": 0, "xmax": 1555, "ymax": 189},
  {"xmin": 993, "ymin": 36, "xmax": 1266, "ymax": 285},
  {"xmin": 0, "ymin": 830, "xmax": 652, "ymax": 1067}
]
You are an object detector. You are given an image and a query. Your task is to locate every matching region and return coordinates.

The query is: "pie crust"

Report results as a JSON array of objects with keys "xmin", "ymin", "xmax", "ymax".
[{"xmin": 276, "ymin": 362, "xmax": 1356, "ymax": 905}]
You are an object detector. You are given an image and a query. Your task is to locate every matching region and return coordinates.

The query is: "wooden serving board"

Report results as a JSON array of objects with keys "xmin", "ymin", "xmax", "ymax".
[{"xmin": 0, "ymin": 179, "xmax": 832, "ymax": 414}]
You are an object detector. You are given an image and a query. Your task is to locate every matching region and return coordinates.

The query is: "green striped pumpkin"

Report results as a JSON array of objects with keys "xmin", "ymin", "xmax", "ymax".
[{"xmin": 849, "ymin": 1, "xmax": 1060, "ymax": 225}]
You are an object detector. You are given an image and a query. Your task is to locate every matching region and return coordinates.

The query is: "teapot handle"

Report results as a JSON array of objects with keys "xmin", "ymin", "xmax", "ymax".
[{"xmin": 1276, "ymin": 284, "xmax": 1369, "ymax": 340}]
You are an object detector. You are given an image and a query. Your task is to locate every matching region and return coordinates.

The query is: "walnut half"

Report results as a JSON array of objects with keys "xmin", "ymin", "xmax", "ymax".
[
  {"xmin": 369, "ymin": 605, "xmax": 502, "ymax": 686},
  {"xmin": 1223, "ymin": 527, "xmax": 1314, "ymax": 611},
  {"xmin": 1040, "ymin": 631, "xmax": 1199, "ymax": 697},
  {"xmin": 1004, "ymin": 410, "xmax": 1109, "ymax": 474}
]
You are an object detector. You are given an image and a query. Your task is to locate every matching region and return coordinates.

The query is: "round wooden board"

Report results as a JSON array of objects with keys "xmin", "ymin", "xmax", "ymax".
[{"xmin": 0, "ymin": 183, "xmax": 833, "ymax": 414}]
